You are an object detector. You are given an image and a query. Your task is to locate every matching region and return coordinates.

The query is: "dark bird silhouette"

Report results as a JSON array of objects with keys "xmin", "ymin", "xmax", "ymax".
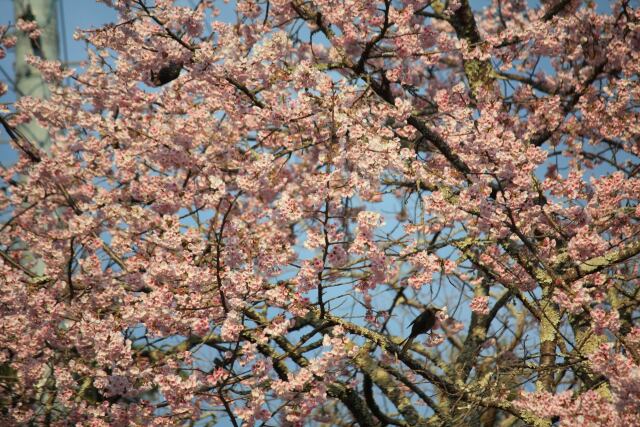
[
  {"xmin": 399, "ymin": 307, "xmax": 441, "ymax": 355},
  {"xmin": 150, "ymin": 61, "xmax": 183, "ymax": 87}
]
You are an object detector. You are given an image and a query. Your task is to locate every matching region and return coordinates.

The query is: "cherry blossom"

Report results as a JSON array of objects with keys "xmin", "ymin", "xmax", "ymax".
[{"xmin": 1, "ymin": 0, "xmax": 639, "ymax": 425}]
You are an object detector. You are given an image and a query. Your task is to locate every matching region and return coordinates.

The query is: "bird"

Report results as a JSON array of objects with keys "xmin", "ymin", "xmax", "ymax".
[
  {"xmin": 150, "ymin": 61, "xmax": 183, "ymax": 87},
  {"xmin": 399, "ymin": 307, "xmax": 441, "ymax": 355}
]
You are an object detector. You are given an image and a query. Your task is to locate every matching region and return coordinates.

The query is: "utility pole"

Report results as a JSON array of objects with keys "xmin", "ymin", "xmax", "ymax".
[
  {"xmin": 3, "ymin": 1, "xmax": 61, "ymax": 413},
  {"xmin": 13, "ymin": 0, "xmax": 59, "ymax": 149},
  {"xmin": 10, "ymin": 0, "xmax": 60, "ymax": 278}
]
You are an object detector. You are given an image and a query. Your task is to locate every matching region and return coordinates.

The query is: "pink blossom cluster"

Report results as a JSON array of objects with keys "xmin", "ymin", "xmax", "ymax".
[
  {"xmin": 0, "ymin": 0, "xmax": 639, "ymax": 425},
  {"xmin": 15, "ymin": 18, "xmax": 41, "ymax": 40},
  {"xmin": 469, "ymin": 296, "xmax": 490, "ymax": 315}
]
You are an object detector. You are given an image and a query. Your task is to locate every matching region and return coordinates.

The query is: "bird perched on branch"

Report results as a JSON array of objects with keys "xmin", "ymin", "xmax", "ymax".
[
  {"xmin": 399, "ymin": 307, "xmax": 441, "ymax": 355},
  {"xmin": 150, "ymin": 61, "xmax": 183, "ymax": 87}
]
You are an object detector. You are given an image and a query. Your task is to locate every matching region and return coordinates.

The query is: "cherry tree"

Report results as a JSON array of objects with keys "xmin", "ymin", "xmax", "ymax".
[{"xmin": 1, "ymin": 0, "xmax": 639, "ymax": 425}]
